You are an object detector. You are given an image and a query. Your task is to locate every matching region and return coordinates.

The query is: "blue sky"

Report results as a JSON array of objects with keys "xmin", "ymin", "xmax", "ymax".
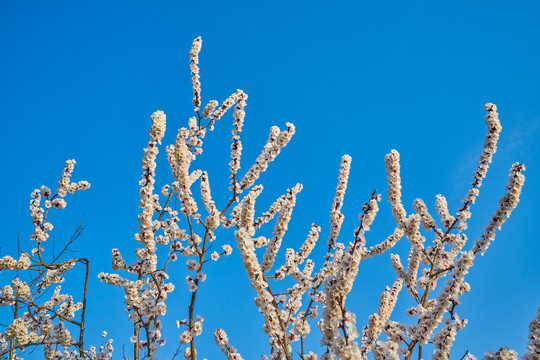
[{"xmin": 1, "ymin": 1, "xmax": 539, "ymax": 359}]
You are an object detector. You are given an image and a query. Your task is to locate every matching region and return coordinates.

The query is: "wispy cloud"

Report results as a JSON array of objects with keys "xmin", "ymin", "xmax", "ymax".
[{"xmin": 499, "ymin": 117, "xmax": 540, "ymax": 160}]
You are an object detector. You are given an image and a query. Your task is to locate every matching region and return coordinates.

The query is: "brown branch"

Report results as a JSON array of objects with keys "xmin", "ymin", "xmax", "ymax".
[
  {"xmin": 337, "ymin": 294, "xmax": 349, "ymax": 345},
  {"xmin": 187, "ymin": 227, "xmax": 211, "ymax": 359},
  {"xmin": 4, "ymin": 297, "xmax": 81, "ymax": 326},
  {"xmin": 405, "ymin": 188, "xmax": 478, "ymax": 360},
  {"xmin": 264, "ymin": 279, "xmax": 294, "ymax": 360},
  {"xmin": 77, "ymin": 258, "xmax": 90, "ymax": 356},
  {"xmin": 0, "ymin": 341, "xmax": 62, "ymax": 357},
  {"xmin": 8, "ymin": 301, "xmax": 18, "ymax": 360}
]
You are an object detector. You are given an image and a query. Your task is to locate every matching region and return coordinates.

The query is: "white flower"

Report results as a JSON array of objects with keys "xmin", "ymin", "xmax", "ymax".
[
  {"xmin": 52, "ymin": 198, "xmax": 67, "ymax": 209},
  {"xmin": 180, "ymin": 330, "xmax": 193, "ymax": 345},
  {"xmin": 186, "ymin": 259, "xmax": 200, "ymax": 271},
  {"xmin": 222, "ymin": 244, "xmax": 233, "ymax": 256},
  {"xmin": 40, "ymin": 185, "xmax": 52, "ymax": 198},
  {"xmin": 202, "ymin": 100, "xmax": 218, "ymax": 118}
]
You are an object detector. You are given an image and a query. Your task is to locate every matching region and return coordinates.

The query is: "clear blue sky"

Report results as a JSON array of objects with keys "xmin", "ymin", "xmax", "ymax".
[{"xmin": 1, "ymin": 1, "xmax": 539, "ymax": 359}]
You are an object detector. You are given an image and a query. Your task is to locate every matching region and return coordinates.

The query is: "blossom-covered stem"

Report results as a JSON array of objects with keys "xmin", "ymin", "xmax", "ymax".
[
  {"xmin": 405, "ymin": 285, "xmax": 437, "ymax": 357},
  {"xmin": 239, "ymin": 123, "xmax": 296, "ymax": 191},
  {"xmin": 36, "ymin": 196, "xmax": 56, "ymax": 265},
  {"xmin": 471, "ymin": 163, "xmax": 525, "ymax": 255},
  {"xmin": 523, "ymin": 307, "xmax": 540, "ymax": 360},
  {"xmin": 328, "ymin": 155, "xmax": 352, "ymax": 251},
  {"xmin": 337, "ymin": 295, "xmax": 349, "ymax": 345},
  {"xmin": 5, "ymin": 296, "xmax": 80, "ymax": 326},
  {"xmin": 419, "ymin": 208, "xmax": 472, "ymax": 307},
  {"xmin": 352, "ymin": 188, "xmax": 378, "ymax": 257},
  {"xmin": 230, "ymin": 172, "xmax": 238, "ymax": 200},
  {"xmin": 156, "ymin": 192, "xmax": 174, "ymax": 226},
  {"xmin": 292, "ymin": 189, "xmax": 378, "ymax": 352},
  {"xmin": 25, "ymin": 254, "xmax": 90, "ymax": 354},
  {"xmin": 361, "ymin": 276, "xmax": 404, "ymax": 356},
  {"xmin": 405, "ymin": 165, "xmax": 525, "ymax": 360},
  {"xmin": 229, "ymin": 90, "xmax": 247, "ymax": 192},
  {"xmin": 0, "ymin": 342, "xmax": 64, "ymax": 357},
  {"xmin": 263, "ymin": 278, "xmax": 294, "ymax": 360},
  {"xmin": 416, "ymin": 104, "xmax": 506, "ymax": 308},
  {"xmin": 184, "ymin": 191, "xmax": 245, "ymax": 359},
  {"xmin": 385, "ymin": 150, "xmax": 407, "ymax": 227},
  {"xmin": 213, "ymin": 328, "xmax": 246, "ymax": 360},
  {"xmin": 190, "ymin": 37, "xmax": 202, "ymax": 112},
  {"xmin": 418, "ymin": 191, "xmax": 484, "ymax": 307},
  {"xmin": 147, "ymin": 192, "xmax": 177, "ymax": 298},
  {"xmin": 132, "ymin": 273, "xmax": 147, "ymax": 360},
  {"xmin": 187, "ymin": 226, "xmax": 211, "ymax": 359},
  {"xmin": 8, "ymin": 301, "xmax": 18, "ymax": 359}
]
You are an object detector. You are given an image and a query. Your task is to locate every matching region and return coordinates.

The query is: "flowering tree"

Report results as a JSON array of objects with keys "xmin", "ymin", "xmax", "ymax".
[{"xmin": 0, "ymin": 37, "xmax": 538, "ymax": 360}]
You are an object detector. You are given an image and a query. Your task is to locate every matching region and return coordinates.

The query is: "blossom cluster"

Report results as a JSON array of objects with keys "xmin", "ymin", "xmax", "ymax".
[
  {"xmin": 211, "ymin": 98, "xmax": 533, "ymax": 360},
  {"xmin": 96, "ymin": 36, "xmax": 305, "ymax": 360},
  {"xmin": 2, "ymin": 37, "xmax": 536, "ymax": 360},
  {"xmin": 1, "ymin": 163, "xmax": 110, "ymax": 360}
]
